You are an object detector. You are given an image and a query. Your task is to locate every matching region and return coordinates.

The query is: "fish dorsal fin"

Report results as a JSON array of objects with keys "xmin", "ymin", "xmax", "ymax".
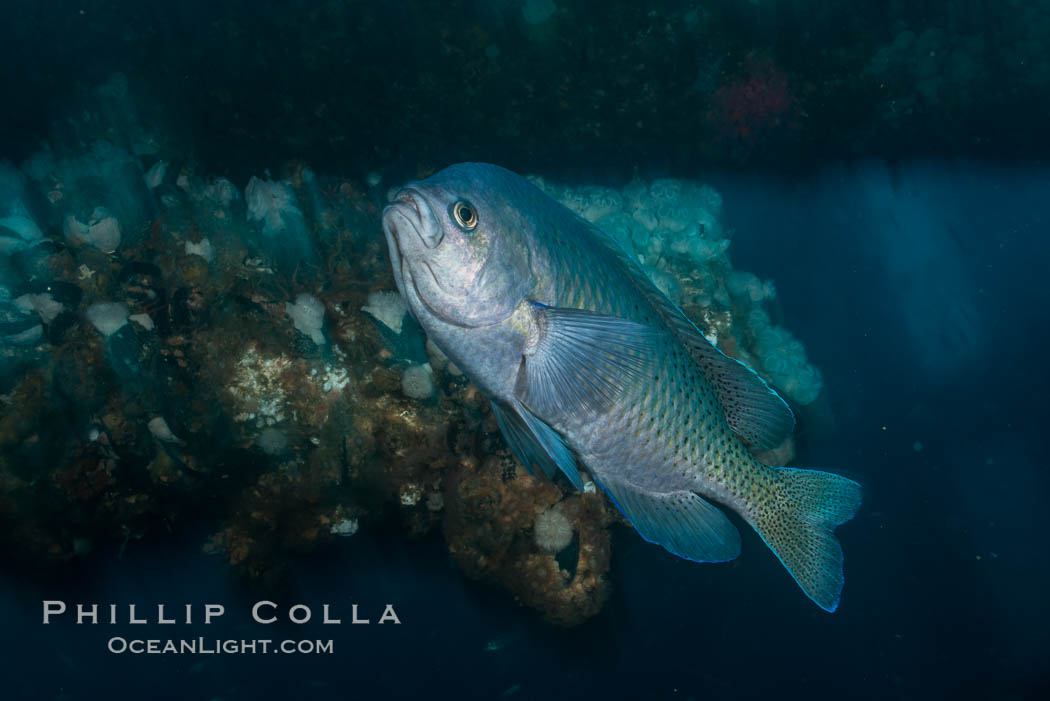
[
  {"xmin": 490, "ymin": 400, "xmax": 585, "ymax": 490},
  {"xmin": 674, "ymin": 330, "xmax": 795, "ymax": 449},
  {"xmin": 594, "ymin": 473, "xmax": 741, "ymax": 563},
  {"xmin": 585, "ymin": 220, "xmax": 795, "ymax": 450},
  {"xmin": 517, "ymin": 303, "xmax": 657, "ymax": 421}
]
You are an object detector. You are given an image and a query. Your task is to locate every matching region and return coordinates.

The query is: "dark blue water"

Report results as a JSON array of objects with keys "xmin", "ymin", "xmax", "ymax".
[{"xmin": 2, "ymin": 160, "xmax": 1046, "ymax": 700}]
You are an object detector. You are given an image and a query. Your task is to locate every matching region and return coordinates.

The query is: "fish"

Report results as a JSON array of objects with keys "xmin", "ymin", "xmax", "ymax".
[{"xmin": 381, "ymin": 162, "xmax": 862, "ymax": 612}]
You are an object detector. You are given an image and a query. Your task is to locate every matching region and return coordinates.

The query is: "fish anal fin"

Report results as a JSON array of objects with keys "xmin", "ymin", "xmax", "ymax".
[{"xmin": 595, "ymin": 474, "xmax": 741, "ymax": 563}]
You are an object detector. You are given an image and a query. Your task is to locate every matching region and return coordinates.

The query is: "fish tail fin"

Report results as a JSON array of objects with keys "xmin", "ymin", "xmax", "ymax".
[{"xmin": 750, "ymin": 467, "xmax": 862, "ymax": 612}]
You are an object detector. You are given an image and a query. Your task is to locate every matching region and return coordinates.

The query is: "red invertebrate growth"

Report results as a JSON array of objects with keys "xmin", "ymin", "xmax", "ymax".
[{"xmin": 706, "ymin": 55, "xmax": 802, "ymax": 147}]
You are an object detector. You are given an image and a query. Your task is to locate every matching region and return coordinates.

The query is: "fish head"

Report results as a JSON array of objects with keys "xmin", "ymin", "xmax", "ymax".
[{"xmin": 382, "ymin": 163, "xmax": 534, "ymax": 328}]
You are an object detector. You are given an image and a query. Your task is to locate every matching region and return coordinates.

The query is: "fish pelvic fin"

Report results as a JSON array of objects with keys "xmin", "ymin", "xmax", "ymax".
[
  {"xmin": 751, "ymin": 467, "xmax": 862, "ymax": 612},
  {"xmin": 490, "ymin": 400, "xmax": 585, "ymax": 490}
]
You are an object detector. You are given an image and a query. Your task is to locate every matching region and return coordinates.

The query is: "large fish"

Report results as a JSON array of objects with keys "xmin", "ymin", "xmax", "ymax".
[{"xmin": 381, "ymin": 163, "xmax": 861, "ymax": 611}]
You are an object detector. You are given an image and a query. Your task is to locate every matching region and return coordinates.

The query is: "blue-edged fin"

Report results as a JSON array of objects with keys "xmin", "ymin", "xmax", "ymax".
[
  {"xmin": 518, "ymin": 304, "xmax": 656, "ymax": 420},
  {"xmin": 490, "ymin": 400, "xmax": 585, "ymax": 489},
  {"xmin": 750, "ymin": 467, "xmax": 862, "ymax": 612},
  {"xmin": 675, "ymin": 330, "xmax": 795, "ymax": 450},
  {"xmin": 583, "ymin": 219, "xmax": 794, "ymax": 449},
  {"xmin": 595, "ymin": 474, "xmax": 741, "ymax": 563}
]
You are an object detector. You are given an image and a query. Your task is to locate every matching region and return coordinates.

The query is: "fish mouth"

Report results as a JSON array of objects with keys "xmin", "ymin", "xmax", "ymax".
[
  {"xmin": 382, "ymin": 188, "xmax": 442, "ymax": 250},
  {"xmin": 382, "ymin": 189, "xmax": 465, "ymax": 312},
  {"xmin": 382, "ymin": 203, "xmax": 461, "ymax": 326},
  {"xmin": 382, "ymin": 201, "xmax": 446, "ymax": 298}
]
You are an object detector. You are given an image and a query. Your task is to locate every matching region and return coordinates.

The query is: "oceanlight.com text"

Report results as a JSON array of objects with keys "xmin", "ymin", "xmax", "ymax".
[{"xmin": 107, "ymin": 637, "xmax": 334, "ymax": 655}]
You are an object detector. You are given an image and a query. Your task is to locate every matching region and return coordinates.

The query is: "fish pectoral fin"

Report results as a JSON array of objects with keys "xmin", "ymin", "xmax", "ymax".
[
  {"xmin": 490, "ymin": 400, "xmax": 585, "ymax": 490},
  {"xmin": 594, "ymin": 474, "xmax": 741, "ymax": 563},
  {"xmin": 518, "ymin": 303, "xmax": 657, "ymax": 420}
]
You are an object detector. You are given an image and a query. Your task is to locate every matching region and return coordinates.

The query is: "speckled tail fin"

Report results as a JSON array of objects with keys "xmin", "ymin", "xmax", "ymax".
[
  {"xmin": 751, "ymin": 468, "xmax": 862, "ymax": 612},
  {"xmin": 595, "ymin": 475, "xmax": 741, "ymax": 563}
]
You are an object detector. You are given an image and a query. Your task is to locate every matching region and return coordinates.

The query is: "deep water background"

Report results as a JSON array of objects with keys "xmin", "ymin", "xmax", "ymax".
[{"xmin": 3, "ymin": 1, "xmax": 1050, "ymax": 699}]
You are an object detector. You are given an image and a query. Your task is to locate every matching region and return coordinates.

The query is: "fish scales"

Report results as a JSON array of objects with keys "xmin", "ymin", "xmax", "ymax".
[{"xmin": 509, "ymin": 183, "xmax": 756, "ymax": 505}]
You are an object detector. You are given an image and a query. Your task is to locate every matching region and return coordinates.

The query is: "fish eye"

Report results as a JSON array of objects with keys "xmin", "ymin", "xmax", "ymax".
[{"xmin": 450, "ymin": 200, "xmax": 478, "ymax": 231}]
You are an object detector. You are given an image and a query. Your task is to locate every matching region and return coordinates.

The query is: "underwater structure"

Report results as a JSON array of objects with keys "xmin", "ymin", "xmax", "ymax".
[{"xmin": 0, "ymin": 74, "xmax": 824, "ymax": 626}]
